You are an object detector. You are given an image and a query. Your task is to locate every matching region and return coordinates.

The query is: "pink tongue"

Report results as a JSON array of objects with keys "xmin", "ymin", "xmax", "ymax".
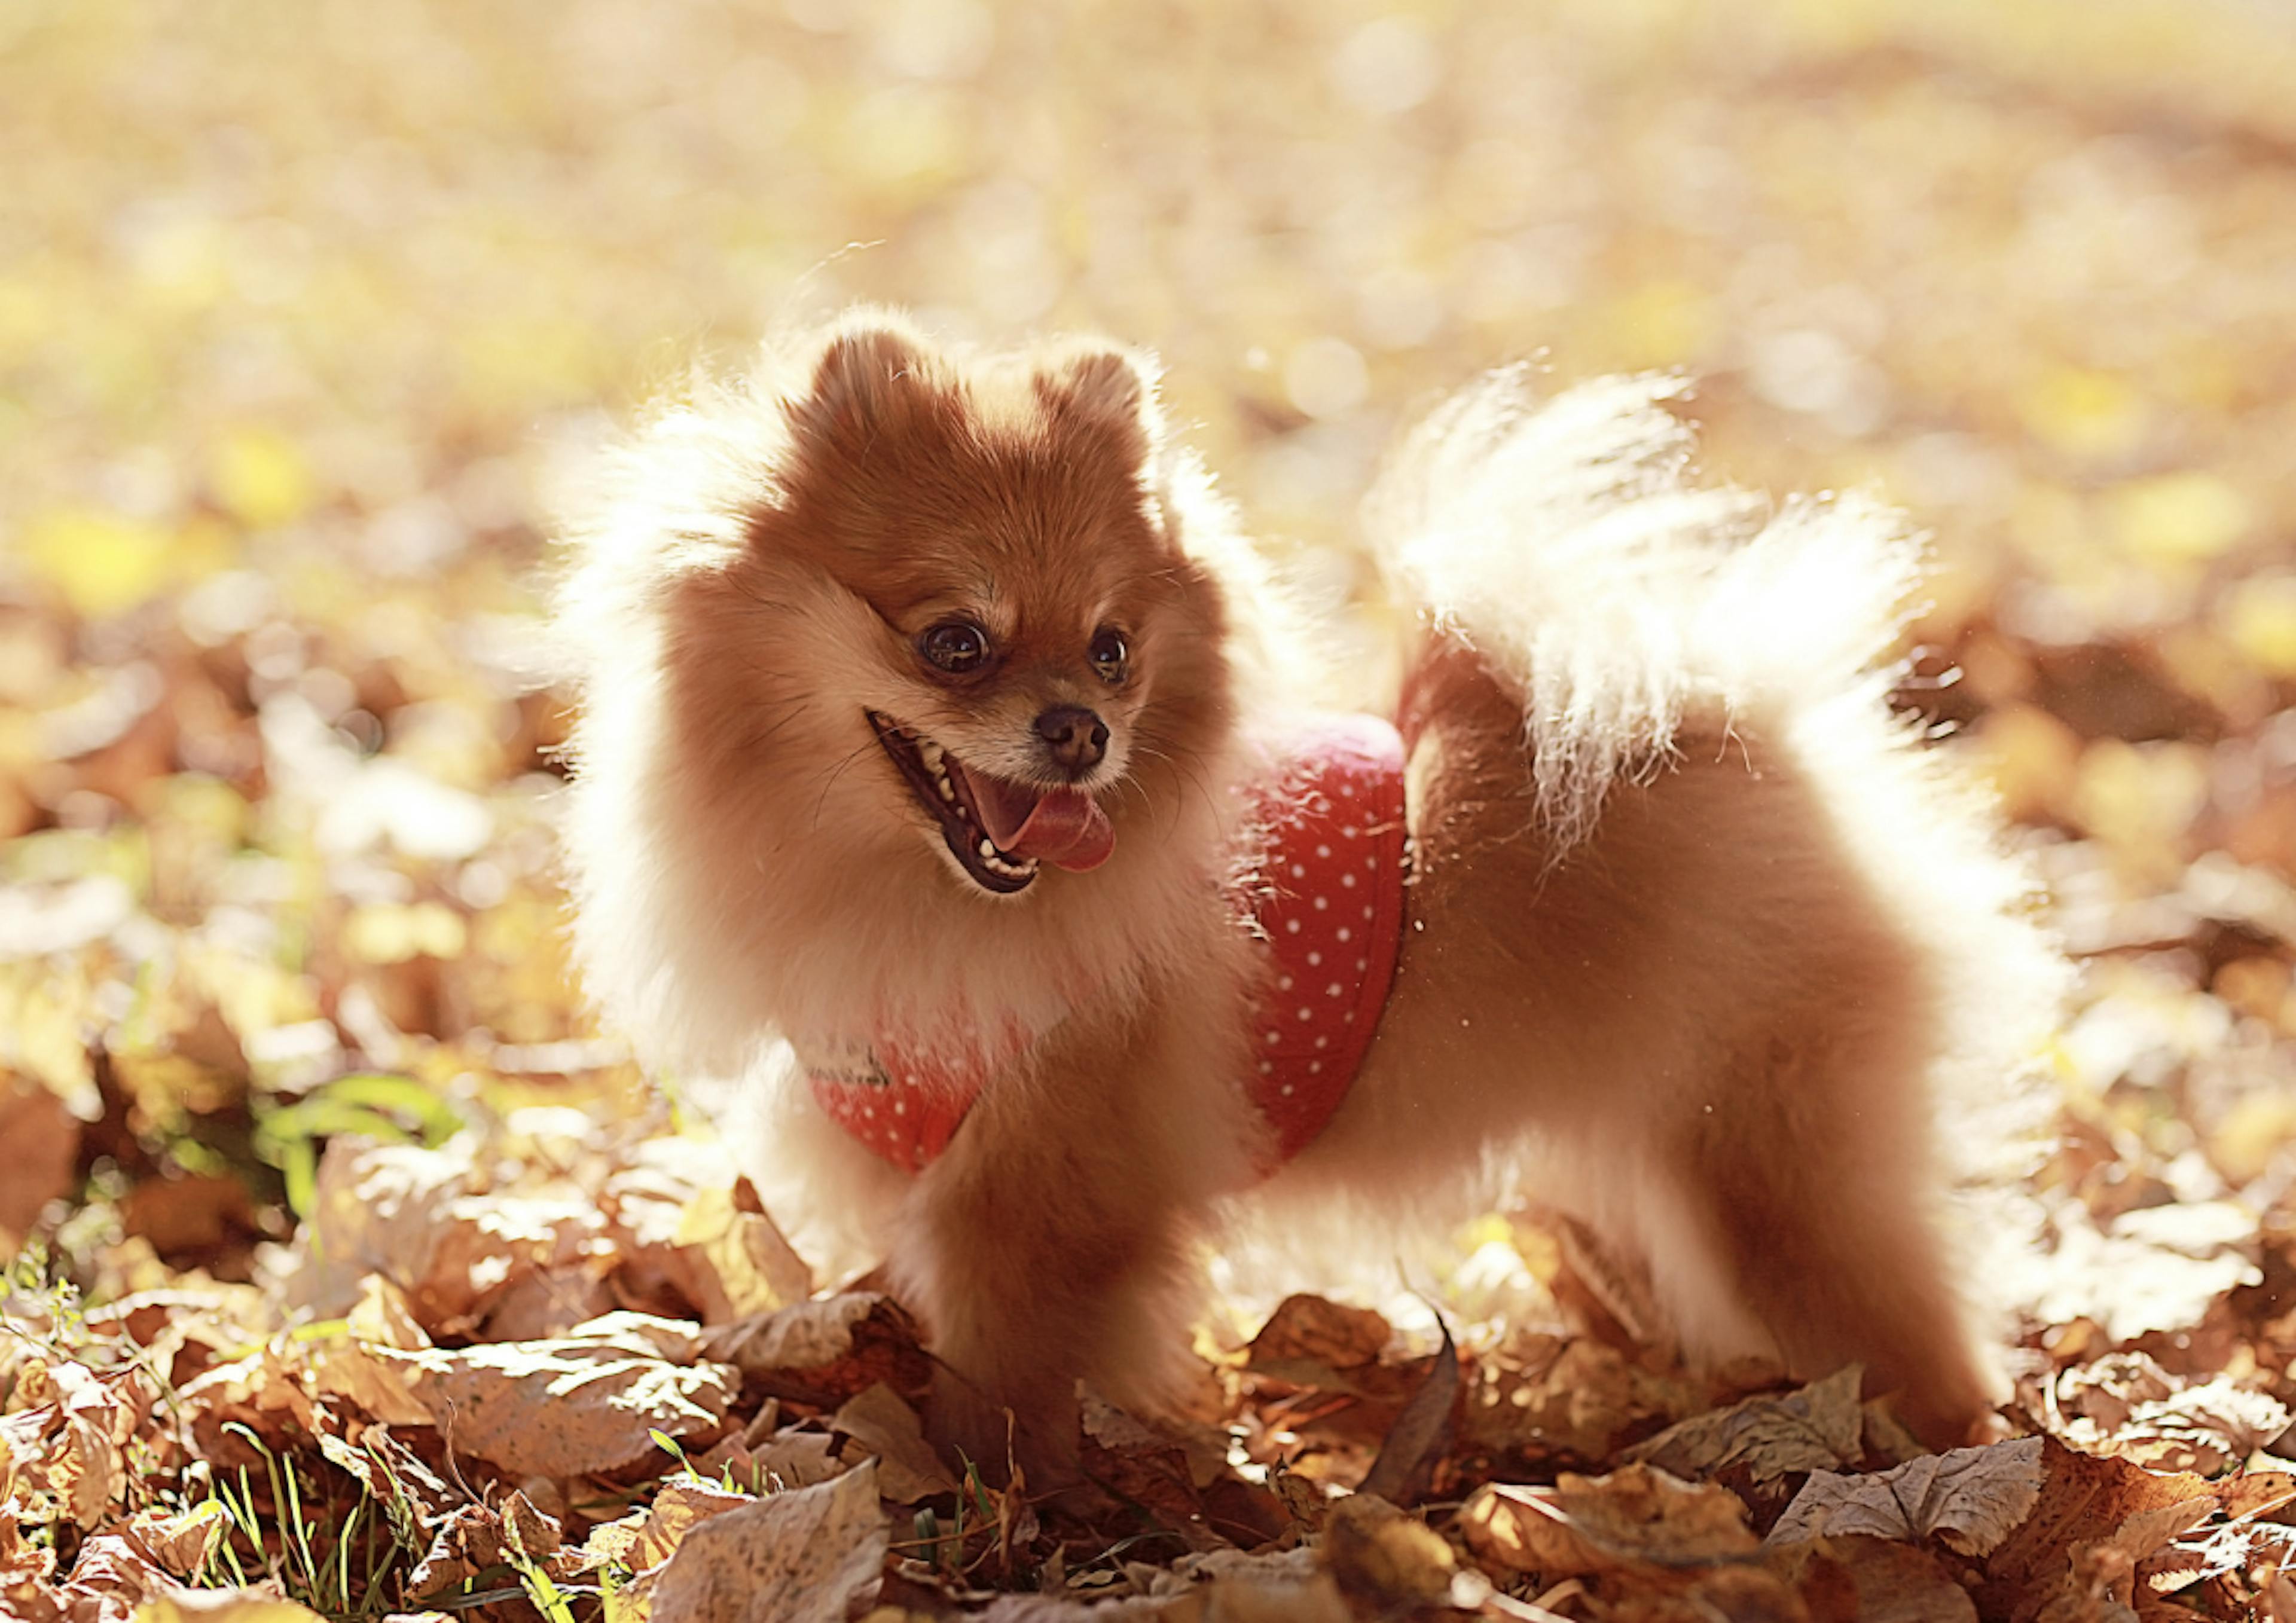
[{"xmin": 966, "ymin": 771, "xmax": 1115, "ymax": 872}]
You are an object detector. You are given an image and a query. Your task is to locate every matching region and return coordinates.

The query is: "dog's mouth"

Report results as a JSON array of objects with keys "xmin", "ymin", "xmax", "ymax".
[{"xmin": 867, "ymin": 711, "xmax": 1116, "ymax": 895}]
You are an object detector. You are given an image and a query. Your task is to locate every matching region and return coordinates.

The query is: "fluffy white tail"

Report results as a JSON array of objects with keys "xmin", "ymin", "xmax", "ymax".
[{"xmin": 1365, "ymin": 369, "xmax": 1926, "ymax": 855}]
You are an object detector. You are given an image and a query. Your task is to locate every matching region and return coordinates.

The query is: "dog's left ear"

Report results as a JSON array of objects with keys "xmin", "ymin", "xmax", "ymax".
[{"xmin": 1037, "ymin": 345, "xmax": 1164, "ymax": 464}]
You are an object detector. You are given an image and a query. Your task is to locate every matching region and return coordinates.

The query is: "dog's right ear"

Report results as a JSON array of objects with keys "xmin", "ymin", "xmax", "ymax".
[{"xmin": 796, "ymin": 322, "xmax": 935, "ymax": 448}]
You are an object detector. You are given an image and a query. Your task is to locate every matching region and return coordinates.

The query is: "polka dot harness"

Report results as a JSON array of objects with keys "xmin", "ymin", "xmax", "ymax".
[{"xmin": 802, "ymin": 714, "xmax": 1408, "ymax": 1175}]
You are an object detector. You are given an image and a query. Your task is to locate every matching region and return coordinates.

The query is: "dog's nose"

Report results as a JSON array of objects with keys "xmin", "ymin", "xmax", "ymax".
[{"xmin": 1035, "ymin": 705, "xmax": 1109, "ymax": 775}]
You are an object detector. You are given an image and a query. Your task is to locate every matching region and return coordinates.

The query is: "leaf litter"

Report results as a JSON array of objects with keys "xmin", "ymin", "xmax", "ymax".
[{"xmin": 14, "ymin": 0, "xmax": 2296, "ymax": 1616}]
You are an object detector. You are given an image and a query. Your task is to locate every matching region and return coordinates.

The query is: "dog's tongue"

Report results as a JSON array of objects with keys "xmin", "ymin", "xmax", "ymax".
[{"xmin": 967, "ymin": 771, "xmax": 1115, "ymax": 871}]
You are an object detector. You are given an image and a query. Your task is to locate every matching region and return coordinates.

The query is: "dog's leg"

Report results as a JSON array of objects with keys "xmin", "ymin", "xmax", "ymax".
[
  {"xmin": 886, "ymin": 985, "xmax": 1257, "ymax": 1484},
  {"xmin": 1653, "ymin": 1025, "xmax": 2004, "ymax": 1445}
]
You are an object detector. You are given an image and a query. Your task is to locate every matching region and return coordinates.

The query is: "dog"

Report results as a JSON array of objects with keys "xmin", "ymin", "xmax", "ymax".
[{"xmin": 552, "ymin": 310, "xmax": 2065, "ymax": 1478}]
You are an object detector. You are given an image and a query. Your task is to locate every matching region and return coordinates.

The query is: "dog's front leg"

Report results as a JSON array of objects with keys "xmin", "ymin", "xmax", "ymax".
[{"xmin": 887, "ymin": 988, "xmax": 1256, "ymax": 1487}]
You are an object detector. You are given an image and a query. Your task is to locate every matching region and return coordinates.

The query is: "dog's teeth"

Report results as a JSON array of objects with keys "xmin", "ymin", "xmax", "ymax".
[
  {"xmin": 978, "ymin": 838, "xmax": 996, "ymax": 860},
  {"xmin": 936, "ymin": 777, "xmax": 955, "ymax": 800},
  {"xmin": 920, "ymin": 740, "xmax": 944, "ymax": 768}
]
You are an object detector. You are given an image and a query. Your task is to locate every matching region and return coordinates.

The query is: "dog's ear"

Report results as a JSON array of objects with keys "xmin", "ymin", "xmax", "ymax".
[
  {"xmin": 1037, "ymin": 344, "xmax": 1164, "ymax": 464},
  {"xmin": 798, "ymin": 322, "xmax": 936, "ymax": 447}
]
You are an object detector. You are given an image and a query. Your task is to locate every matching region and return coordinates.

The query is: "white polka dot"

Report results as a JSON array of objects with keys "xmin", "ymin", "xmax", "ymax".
[
  {"xmin": 1341, "ymin": 873, "xmax": 1357, "ymax": 888},
  {"xmin": 1290, "ymin": 863, "xmax": 1306, "ymax": 878},
  {"xmin": 1341, "ymin": 826, "xmax": 1358, "ymax": 839},
  {"xmin": 1315, "ymin": 844, "xmax": 1330, "ymax": 858},
  {"xmin": 1356, "ymin": 958, "xmax": 1368, "ymax": 972},
  {"xmin": 1326, "ymin": 982, "xmax": 1342, "ymax": 998},
  {"xmin": 1281, "ymin": 1084, "xmax": 1295, "ymax": 1098},
  {"xmin": 1314, "ymin": 1035, "xmax": 1328, "ymax": 1050},
  {"xmin": 1306, "ymin": 951, "xmax": 1321, "ymax": 966},
  {"xmin": 893, "ymin": 1100, "xmax": 906, "ymax": 1115},
  {"xmin": 1364, "ymin": 855, "xmax": 1377, "ymax": 870},
  {"xmin": 1313, "ymin": 896, "xmax": 1327, "ymax": 911},
  {"xmin": 1308, "ymin": 1061, "xmax": 1322, "ymax": 1074},
  {"xmin": 1363, "ymin": 904, "xmax": 1375, "ymax": 919},
  {"xmin": 1337, "ymin": 927, "xmax": 1352, "ymax": 942},
  {"xmin": 1265, "ymin": 1030, "xmax": 1280, "ymax": 1044},
  {"xmin": 1257, "ymin": 1060, "xmax": 1272, "ymax": 1075},
  {"xmin": 1297, "ymin": 1007, "xmax": 1313, "ymax": 1022},
  {"xmin": 1344, "ymin": 1010, "xmax": 1355, "ymax": 1022},
  {"xmin": 1286, "ymin": 919, "xmax": 1301, "ymax": 934}
]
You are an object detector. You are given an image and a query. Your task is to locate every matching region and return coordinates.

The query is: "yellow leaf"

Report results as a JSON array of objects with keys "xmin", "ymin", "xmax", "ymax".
[
  {"xmin": 17, "ymin": 508, "xmax": 176, "ymax": 619},
  {"xmin": 2108, "ymin": 471, "xmax": 2251, "ymax": 566},
  {"xmin": 343, "ymin": 901, "xmax": 468, "ymax": 964},
  {"xmin": 2017, "ymin": 367, "xmax": 2144, "ymax": 461},
  {"xmin": 1602, "ymin": 279, "xmax": 1712, "ymax": 369},
  {"xmin": 210, "ymin": 426, "xmax": 316, "ymax": 530},
  {"xmin": 2224, "ymin": 573, "xmax": 2296, "ymax": 677}
]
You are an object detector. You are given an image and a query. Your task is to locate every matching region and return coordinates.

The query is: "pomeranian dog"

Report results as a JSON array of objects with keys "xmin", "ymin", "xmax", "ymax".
[{"xmin": 554, "ymin": 310, "xmax": 2064, "ymax": 1478}]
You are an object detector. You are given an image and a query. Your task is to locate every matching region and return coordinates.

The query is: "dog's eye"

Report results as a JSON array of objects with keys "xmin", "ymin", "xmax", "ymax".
[
  {"xmin": 920, "ymin": 621, "xmax": 989, "ymax": 674},
  {"xmin": 1088, "ymin": 628, "xmax": 1128, "ymax": 684}
]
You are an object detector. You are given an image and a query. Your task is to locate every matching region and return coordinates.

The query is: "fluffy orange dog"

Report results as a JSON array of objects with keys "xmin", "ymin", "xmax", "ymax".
[{"xmin": 555, "ymin": 312, "xmax": 2063, "ymax": 1476}]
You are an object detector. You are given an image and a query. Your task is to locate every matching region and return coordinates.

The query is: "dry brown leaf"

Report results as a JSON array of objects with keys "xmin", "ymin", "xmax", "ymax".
[
  {"xmin": 703, "ymin": 1294, "xmax": 930, "ymax": 1407},
  {"xmin": 625, "ymin": 1479, "xmax": 758, "ymax": 1572},
  {"xmin": 1319, "ymin": 1493, "xmax": 1456, "ymax": 1609},
  {"xmin": 1463, "ymin": 1337, "xmax": 1702, "ymax": 1461},
  {"xmin": 307, "ymin": 1340, "xmax": 432, "ymax": 1428},
  {"xmin": 2115, "ymin": 1379, "xmax": 2288, "ymax": 1477},
  {"xmin": 1357, "ymin": 1312, "xmax": 1458, "ymax": 1505},
  {"xmin": 1244, "ymin": 1295, "xmax": 1391, "ymax": 1387},
  {"xmin": 1463, "ymin": 1463, "xmax": 1759, "ymax": 1579},
  {"xmin": 0, "ymin": 1073, "xmax": 80, "ymax": 1244},
  {"xmin": 1972, "ymin": 1438, "xmax": 2240, "ymax": 1623},
  {"xmin": 300, "ymin": 1137, "xmax": 610, "ymax": 1334},
  {"xmin": 5, "ymin": 1358, "xmax": 141, "ymax": 1530},
  {"xmin": 671, "ymin": 1184, "xmax": 813, "ymax": 1322},
  {"xmin": 376, "ymin": 1335, "xmax": 738, "ymax": 1477},
  {"xmin": 649, "ymin": 1458, "xmax": 885, "ymax": 1623},
  {"xmin": 1768, "ymin": 1536, "xmax": 1980, "ymax": 1623},
  {"xmin": 832, "ymin": 1383, "xmax": 957, "ymax": 1503},
  {"xmin": 1629, "ymin": 1364, "xmax": 1866, "ymax": 1488},
  {"xmin": 1771, "ymin": 1435, "xmax": 2045, "ymax": 1555}
]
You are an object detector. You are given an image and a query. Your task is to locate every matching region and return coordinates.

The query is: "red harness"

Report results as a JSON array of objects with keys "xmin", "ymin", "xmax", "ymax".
[{"xmin": 803, "ymin": 714, "xmax": 1407, "ymax": 1175}]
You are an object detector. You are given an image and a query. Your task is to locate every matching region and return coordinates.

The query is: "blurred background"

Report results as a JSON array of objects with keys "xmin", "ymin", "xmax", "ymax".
[{"xmin": 8, "ymin": 0, "xmax": 2296, "ymax": 1292}]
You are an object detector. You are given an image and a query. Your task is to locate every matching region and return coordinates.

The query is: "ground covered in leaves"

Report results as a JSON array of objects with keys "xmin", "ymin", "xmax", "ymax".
[{"xmin": 10, "ymin": 0, "xmax": 2296, "ymax": 1618}]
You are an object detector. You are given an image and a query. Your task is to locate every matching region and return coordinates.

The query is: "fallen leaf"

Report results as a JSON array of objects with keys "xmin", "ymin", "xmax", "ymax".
[
  {"xmin": 1245, "ymin": 1295, "xmax": 1393, "ymax": 1387},
  {"xmin": 650, "ymin": 1459, "xmax": 886, "ymax": 1623},
  {"xmin": 624, "ymin": 1479, "xmax": 758, "ymax": 1572},
  {"xmin": 1770, "ymin": 1436, "xmax": 2045, "ymax": 1555},
  {"xmin": 703, "ymin": 1294, "xmax": 930, "ymax": 1407},
  {"xmin": 1463, "ymin": 1336, "xmax": 1702, "ymax": 1462},
  {"xmin": 1629, "ymin": 1364, "xmax": 1866, "ymax": 1488},
  {"xmin": 1463, "ymin": 1463, "xmax": 1760, "ymax": 1579},
  {"xmin": 375, "ymin": 1336, "xmax": 738, "ymax": 1477},
  {"xmin": 1320, "ymin": 1493, "xmax": 1457, "ymax": 1609},
  {"xmin": 1972, "ymin": 1438, "xmax": 2237, "ymax": 1622},
  {"xmin": 1767, "ymin": 1536, "xmax": 1980, "ymax": 1623},
  {"xmin": 0, "ymin": 1074, "xmax": 79, "ymax": 1244},
  {"xmin": 832, "ymin": 1383, "xmax": 957, "ymax": 1503},
  {"xmin": 1355, "ymin": 1310, "xmax": 1458, "ymax": 1506}
]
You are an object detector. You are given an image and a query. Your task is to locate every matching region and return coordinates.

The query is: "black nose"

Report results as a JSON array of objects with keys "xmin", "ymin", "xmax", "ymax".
[{"xmin": 1035, "ymin": 705, "xmax": 1109, "ymax": 775}]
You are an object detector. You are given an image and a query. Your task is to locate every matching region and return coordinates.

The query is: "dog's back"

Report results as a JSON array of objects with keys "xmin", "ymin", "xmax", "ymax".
[{"xmin": 1290, "ymin": 371, "xmax": 2068, "ymax": 1441}]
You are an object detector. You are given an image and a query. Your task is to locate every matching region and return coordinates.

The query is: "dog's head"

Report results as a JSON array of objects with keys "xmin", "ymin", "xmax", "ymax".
[{"xmin": 659, "ymin": 316, "xmax": 1235, "ymax": 904}]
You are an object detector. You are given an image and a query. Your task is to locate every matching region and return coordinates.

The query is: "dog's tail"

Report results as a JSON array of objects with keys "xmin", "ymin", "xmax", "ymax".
[
  {"xmin": 1365, "ymin": 368, "xmax": 1929, "ymax": 854},
  {"xmin": 1364, "ymin": 366, "xmax": 2068, "ymax": 1163}
]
